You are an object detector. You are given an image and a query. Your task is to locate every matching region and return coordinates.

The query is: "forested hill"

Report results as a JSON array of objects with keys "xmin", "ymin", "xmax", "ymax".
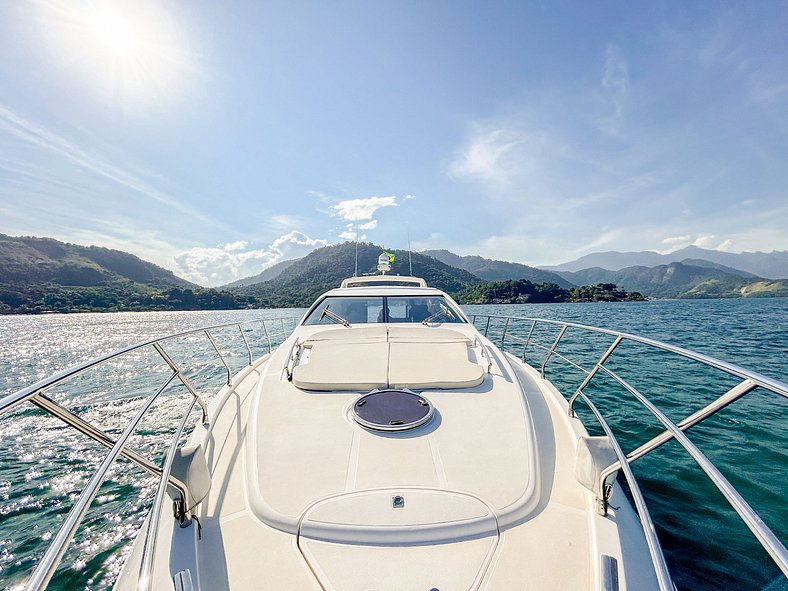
[
  {"xmin": 0, "ymin": 233, "xmax": 194, "ymax": 288},
  {"xmin": 229, "ymin": 242, "xmax": 483, "ymax": 307},
  {"xmin": 453, "ymin": 280, "xmax": 646, "ymax": 304},
  {"xmin": 0, "ymin": 234, "xmax": 255, "ymax": 313},
  {"xmin": 422, "ymin": 249, "xmax": 575, "ymax": 288}
]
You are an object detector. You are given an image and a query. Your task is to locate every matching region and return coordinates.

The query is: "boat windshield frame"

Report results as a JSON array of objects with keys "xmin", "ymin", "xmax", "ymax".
[{"xmin": 301, "ymin": 294, "xmax": 467, "ymax": 325}]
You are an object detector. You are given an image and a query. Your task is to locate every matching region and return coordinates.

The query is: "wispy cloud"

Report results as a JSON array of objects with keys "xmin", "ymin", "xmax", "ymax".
[
  {"xmin": 598, "ymin": 44, "xmax": 629, "ymax": 134},
  {"xmin": 0, "ymin": 104, "xmax": 219, "ymax": 227}
]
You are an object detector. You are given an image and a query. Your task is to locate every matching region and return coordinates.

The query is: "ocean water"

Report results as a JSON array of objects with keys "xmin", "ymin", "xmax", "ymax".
[{"xmin": 0, "ymin": 300, "xmax": 786, "ymax": 590}]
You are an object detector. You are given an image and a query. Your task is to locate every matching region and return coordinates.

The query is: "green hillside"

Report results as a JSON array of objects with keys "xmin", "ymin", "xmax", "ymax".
[
  {"xmin": 454, "ymin": 280, "xmax": 645, "ymax": 304},
  {"xmin": 0, "ymin": 234, "xmax": 255, "ymax": 313},
  {"xmin": 231, "ymin": 242, "xmax": 483, "ymax": 307},
  {"xmin": 423, "ymin": 249, "xmax": 575, "ymax": 288},
  {"xmin": 557, "ymin": 262, "xmax": 788, "ymax": 298}
]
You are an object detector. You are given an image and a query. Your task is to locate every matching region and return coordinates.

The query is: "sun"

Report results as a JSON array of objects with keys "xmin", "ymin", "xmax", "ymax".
[
  {"xmin": 37, "ymin": 0, "xmax": 188, "ymax": 103},
  {"xmin": 89, "ymin": 6, "xmax": 143, "ymax": 59}
]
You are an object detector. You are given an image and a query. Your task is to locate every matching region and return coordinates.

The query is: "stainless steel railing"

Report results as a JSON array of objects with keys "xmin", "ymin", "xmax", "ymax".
[
  {"xmin": 0, "ymin": 316, "xmax": 297, "ymax": 591},
  {"xmin": 471, "ymin": 313, "xmax": 788, "ymax": 588}
]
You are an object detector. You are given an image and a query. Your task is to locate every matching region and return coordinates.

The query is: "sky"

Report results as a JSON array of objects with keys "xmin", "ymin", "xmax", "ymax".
[{"xmin": 1, "ymin": 1, "xmax": 787, "ymax": 287}]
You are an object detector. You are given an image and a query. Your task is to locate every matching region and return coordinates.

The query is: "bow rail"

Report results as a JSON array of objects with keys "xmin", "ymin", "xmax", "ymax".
[
  {"xmin": 0, "ymin": 316, "xmax": 297, "ymax": 591},
  {"xmin": 471, "ymin": 313, "xmax": 788, "ymax": 586}
]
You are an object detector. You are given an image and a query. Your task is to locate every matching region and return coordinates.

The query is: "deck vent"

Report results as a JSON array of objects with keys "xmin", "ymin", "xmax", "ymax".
[{"xmin": 352, "ymin": 389, "xmax": 434, "ymax": 431}]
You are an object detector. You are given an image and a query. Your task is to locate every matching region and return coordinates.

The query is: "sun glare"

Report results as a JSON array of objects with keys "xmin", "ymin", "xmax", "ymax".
[
  {"xmin": 39, "ymin": 0, "xmax": 188, "ymax": 103},
  {"xmin": 89, "ymin": 7, "xmax": 143, "ymax": 59}
]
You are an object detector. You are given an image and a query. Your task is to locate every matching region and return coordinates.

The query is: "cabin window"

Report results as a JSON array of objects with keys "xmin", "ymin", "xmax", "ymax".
[
  {"xmin": 303, "ymin": 296, "xmax": 466, "ymax": 325},
  {"xmin": 303, "ymin": 297, "xmax": 385, "ymax": 325},
  {"xmin": 385, "ymin": 296, "xmax": 465, "ymax": 323}
]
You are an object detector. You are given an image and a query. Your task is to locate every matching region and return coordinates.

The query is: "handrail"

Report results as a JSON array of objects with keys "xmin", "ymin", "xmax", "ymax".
[
  {"xmin": 477, "ymin": 314, "xmax": 788, "ymax": 398},
  {"xmin": 0, "ymin": 315, "xmax": 298, "ymax": 590},
  {"xmin": 472, "ymin": 313, "xmax": 788, "ymax": 581},
  {"xmin": 26, "ymin": 372, "xmax": 179, "ymax": 591}
]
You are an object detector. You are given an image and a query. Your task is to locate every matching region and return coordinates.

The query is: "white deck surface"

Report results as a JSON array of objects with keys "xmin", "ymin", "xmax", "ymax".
[{"xmin": 115, "ymin": 324, "xmax": 659, "ymax": 591}]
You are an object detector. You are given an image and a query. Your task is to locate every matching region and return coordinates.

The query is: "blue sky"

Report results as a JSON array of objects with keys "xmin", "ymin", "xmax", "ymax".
[{"xmin": 1, "ymin": 1, "xmax": 787, "ymax": 286}]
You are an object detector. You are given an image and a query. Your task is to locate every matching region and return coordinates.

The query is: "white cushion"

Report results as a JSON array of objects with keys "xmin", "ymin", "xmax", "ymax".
[
  {"xmin": 292, "ymin": 342, "xmax": 389, "ymax": 391},
  {"xmin": 388, "ymin": 342, "xmax": 484, "ymax": 390}
]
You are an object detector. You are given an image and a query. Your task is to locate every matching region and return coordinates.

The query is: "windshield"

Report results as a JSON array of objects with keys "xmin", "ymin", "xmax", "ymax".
[{"xmin": 302, "ymin": 295, "xmax": 466, "ymax": 325}]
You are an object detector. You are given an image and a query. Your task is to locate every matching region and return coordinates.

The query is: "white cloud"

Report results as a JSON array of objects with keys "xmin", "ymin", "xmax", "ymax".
[
  {"xmin": 270, "ymin": 230, "xmax": 327, "ymax": 250},
  {"xmin": 692, "ymin": 234, "xmax": 719, "ymax": 248},
  {"xmin": 358, "ymin": 220, "xmax": 378, "ymax": 230},
  {"xmin": 660, "ymin": 235, "xmax": 693, "ymax": 252},
  {"xmin": 173, "ymin": 231, "xmax": 328, "ymax": 287},
  {"xmin": 221, "ymin": 240, "xmax": 248, "ymax": 251},
  {"xmin": 331, "ymin": 196, "xmax": 399, "ymax": 221}
]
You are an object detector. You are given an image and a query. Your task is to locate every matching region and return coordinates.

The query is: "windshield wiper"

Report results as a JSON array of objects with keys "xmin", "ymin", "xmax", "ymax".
[
  {"xmin": 422, "ymin": 303, "xmax": 455, "ymax": 325},
  {"xmin": 319, "ymin": 305, "xmax": 351, "ymax": 328}
]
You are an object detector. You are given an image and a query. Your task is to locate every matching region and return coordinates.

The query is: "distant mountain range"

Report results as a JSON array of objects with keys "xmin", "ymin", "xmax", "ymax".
[
  {"xmin": 421, "ymin": 249, "xmax": 574, "ymax": 288},
  {"xmin": 2, "ymin": 234, "xmax": 787, "ymax": 314},
  {"xmin": 541, "ymin": 246, "xmax": 788, "ymax": 279},
  {"xmin": 557, "ymin": 262, "xmax": 788, "ymax": 299}
]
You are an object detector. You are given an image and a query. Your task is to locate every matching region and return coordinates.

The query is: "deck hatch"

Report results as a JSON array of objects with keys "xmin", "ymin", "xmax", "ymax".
[{"xmin": 352, "ymin": 389, "xmax": 434, "ymax": 431}]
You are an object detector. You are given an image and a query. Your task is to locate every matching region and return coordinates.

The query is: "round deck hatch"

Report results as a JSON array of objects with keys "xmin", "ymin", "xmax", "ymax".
[{"xmin": 352, "ymin": 389, "xmax": 434, "ymax": 431}]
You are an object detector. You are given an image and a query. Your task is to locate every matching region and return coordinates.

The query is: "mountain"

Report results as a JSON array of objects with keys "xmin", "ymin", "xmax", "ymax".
[
  {"xmin": 422, "ymin": 249, "xmax": 575, "ymax": 288},
  {"xmin": 557, "ymin": 262, "xmax": 788, "ymax": 299},
  {"xmin": 220, "ymin": 258, "xmax": 298, "ymax": 289},
  {"xmin": 0, "ymin": 233, "xmax": 195, "ymax": 289},
  {"xmin": 542, "ymin": 246, "xmax": 788, "ymax": 279},
  {"xmin": 230, "ymin": 242, "xmax": 483, "ymax": 307},
  {"xmin": 0, "ymin": 234, "xmax": 256, "ymax": 313},
  {"xmin": 679, "ymin": 258, "xmax": 759, "ymax": 279}
]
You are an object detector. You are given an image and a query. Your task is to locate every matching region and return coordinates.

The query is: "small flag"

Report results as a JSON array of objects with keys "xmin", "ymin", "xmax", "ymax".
[{"xmin": 384, "ymin": 251, "xmax": 395, "ymax": 263}]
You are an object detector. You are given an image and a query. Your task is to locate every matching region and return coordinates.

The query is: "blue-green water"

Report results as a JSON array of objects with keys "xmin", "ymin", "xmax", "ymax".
[{"xmin": 0, "ymin": 301, "xmax": 786, "ymax": 590}]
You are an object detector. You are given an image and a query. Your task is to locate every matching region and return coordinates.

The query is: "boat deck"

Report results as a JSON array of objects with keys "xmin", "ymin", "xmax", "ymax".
[{"xmin": 115, "ymin": 335, "xmax": 657, "ymax": 591}]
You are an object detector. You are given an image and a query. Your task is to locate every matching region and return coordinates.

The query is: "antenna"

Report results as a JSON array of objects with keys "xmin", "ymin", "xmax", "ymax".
[
  {"xmin": 354, "ymin": 241, "xmax": 358, "ymax": 277},
  {"xmin": 407, "ymin": 231, "xmax": 413, "ymax": 276}
]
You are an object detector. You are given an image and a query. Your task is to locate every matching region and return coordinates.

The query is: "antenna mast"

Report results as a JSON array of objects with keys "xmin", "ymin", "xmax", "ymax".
[
  {"xmin": 354, "ymin": 241, "xmax": 359, "ymax": 276},
  {"xmin": 407, "ymin": 232, "xmax": 413, "ymax": 275}
]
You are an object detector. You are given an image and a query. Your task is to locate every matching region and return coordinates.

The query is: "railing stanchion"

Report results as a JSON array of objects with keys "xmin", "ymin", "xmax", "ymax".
[
  {"xmin": 484, "ymin": 316, "xmax": 491, "ymax": 337},
  {"xmin": 523, "ymin": 319, "xmax": 536, "ymax": 361},
  {"xmin": 568, "ymin": 335, "xmax": 623, "ymax": 416},
  {"xmin": 262, "ymin": 320, "xmax": 273, "ymax": 354},
  {"xmin": 280, "ymin": 318, "xmax": 287, "ymax": 342},
  {"xmin": 501, "ymin": 317, "xmax": 510, "ymax": 350},
  {"xmin": 540, "ymin": 324, "xmax": 567, "ymax": 378},
  {"xmin": 153, "ymin": 342, "xmax": 209, "ymax": 425},
  {"xmin": 238, "ymin": 324, "xmax": 253, "ymax": 366},
  {"xmin": 205, "ymin": 329, "xmax": 232, "ymax": 386}
]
